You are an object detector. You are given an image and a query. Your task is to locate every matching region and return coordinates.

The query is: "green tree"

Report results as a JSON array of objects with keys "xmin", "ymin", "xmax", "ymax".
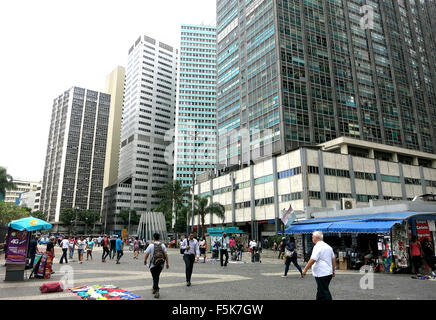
[
  {"xmin": 0, "ymin": 167, "xmax": 16, "ymax": 201},
  {"xmin": 153, "ymin": 180, "xmax": 190, "ymax": 235},
  {"xmin": 0, "ymin": 202, "xmax": 31, "ymax": 226},
  {"xmin": 31, "ymin": 210, "xmax": 47, "ymax": 221},
  {"xmin": 189, "ymin": 196, "xmax": 225, "ymax": 238},
  {"xmin": 60, "ymin": 208, "xmax": 78, "ymax": 235},
  {"xmin": 78, "ymin": 210, "xmax": 100, "ymax": 235},
  {"xmin": 116, "ymin": 210, "xmax": 139, "ymax": 234}
]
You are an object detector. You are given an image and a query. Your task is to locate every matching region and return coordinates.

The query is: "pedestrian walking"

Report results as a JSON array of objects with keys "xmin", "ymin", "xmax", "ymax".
[
  {"xmin": 302, "ymin": 231, "xmax": 336, "ymax": 300},
  {"xmin": 86, "ymin": 237, "xmax": 94, "ymax": 260},
  {"xmin": 219, "ymin": 233, "xmax": 230, "ymax": 267},
  {"xmin": 249, "ymin": 239, "xmax": 257, "ymax": 263},
  {"xmin": 273, "ymin": 241, "xmax": 278, "ymax": 252},
  {"xmin": 68, "ymin": 236, "xmax": 75, "ymax": 260},
  {"xmin": 236, "ymin": 242, "xmax": 243, "ymax": 261},
  {"xmin": 180, "ymin": 232, "xmax": 200, "ymax": 286},
  {"xmin": 97, "ymin": 236, "xmax": 102, "ymax": 247},
  {"xmin": 144, "ymin": 233, "xmax": 169, "ymax": 298},
  {"xmin": 229, "ymin": 237, "xmax": 235, "ymax": 256},
  {"xmin": 278, "ymin": 237, "xmax": 285, "ymax": 259},
  {"xmin": 133, "ymin": 237, "xmax": 140, "ymax": 259},
  {"xmin": 59, "ymin": 236, "xmax": 69, "ymax": 264},
  {"xmin": 421, "ymin": 238, "xmax": 436, "ymax": 275},
  {"xmin": 110, "ymin": 235, "xmax": 117, "ymax": 259},
  {"xmin": 77, "ymin": 236, "xmax": 87, "ymax": 264},
  {"xmin": 282, "ymin": 237, "xmax": 303, "ymax": 277},
  {"xmin": 199, "ymin": 236, "xmax": 207, "ymax": 263},
  {"xmin": 102, "ymin": 234, "xmax": 110, "ymax": 262},
  {"xmin": 116, "ymin": 235, "xmax": 124, "ymax": 264}
]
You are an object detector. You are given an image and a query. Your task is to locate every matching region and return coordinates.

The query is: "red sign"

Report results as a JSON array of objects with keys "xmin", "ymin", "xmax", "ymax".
[{"xmin": 415, "ymin": 220, "xmax": 431, "ymax": 241}]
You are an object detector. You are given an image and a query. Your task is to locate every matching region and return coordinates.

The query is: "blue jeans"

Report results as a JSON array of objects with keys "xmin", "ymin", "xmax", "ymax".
[
  {"xmin": 284, "ymin": 256, "xmax": 302, "ymax": 275},
  {"xmin": 69, "ymin": 248, "xmax": 74, "ymax": 259}
]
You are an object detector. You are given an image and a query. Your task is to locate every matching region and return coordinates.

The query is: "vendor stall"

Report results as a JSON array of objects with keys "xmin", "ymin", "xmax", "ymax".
[
  {"xmin": 5, "ymin": 216, "xmax": 52, "ymax": 281},
  {"xmin": 282, "ymin": 211, "xmax": 436, "ymax": 274}
]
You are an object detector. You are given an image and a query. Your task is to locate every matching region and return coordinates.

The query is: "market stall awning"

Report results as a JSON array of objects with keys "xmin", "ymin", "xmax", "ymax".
[
  {"xmin": 284, "ymin": 222, "xmax": 332, "ymax": 234},
  {"xmin": 326, "ymin": 219, "xmax": 403, "ymax": 234},
  {"xmin": 8, "ymin": 216, "xmax": 52, "ymax": 232}
]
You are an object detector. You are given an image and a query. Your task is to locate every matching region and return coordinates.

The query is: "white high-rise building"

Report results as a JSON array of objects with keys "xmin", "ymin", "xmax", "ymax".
[{"xmin": 103, "ymin": 35, "xmax": 178, "ymax": 230}]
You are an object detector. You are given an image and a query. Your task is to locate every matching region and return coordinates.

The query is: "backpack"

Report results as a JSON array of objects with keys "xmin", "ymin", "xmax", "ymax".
[{"xmin": 152, "ymin": 242, "xmax": 166, "ymax": 266}]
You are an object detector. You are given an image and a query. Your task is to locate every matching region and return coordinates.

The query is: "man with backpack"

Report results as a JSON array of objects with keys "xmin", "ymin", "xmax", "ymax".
[{"xmin": 144, "ymin": 233, "xmax": 169, "ymax": 299}]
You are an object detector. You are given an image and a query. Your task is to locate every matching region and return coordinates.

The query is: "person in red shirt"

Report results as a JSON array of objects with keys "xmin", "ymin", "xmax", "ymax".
[
  {"xmin": 410, "ymin": 236, "xmax": 422, "ymax": 274},
  {"xmin": 102, "ymin": 235, "xmax": 110, "ymax": 262}
]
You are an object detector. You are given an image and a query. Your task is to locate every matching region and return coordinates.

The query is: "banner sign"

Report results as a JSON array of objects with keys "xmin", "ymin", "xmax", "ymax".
[
  {"xmin": 415, "ymin": 220, "xmax": 431, "ymax": 240},
  {"xmin": 6, "ymin": 228, "xmax": 29, "ymax": 264}
]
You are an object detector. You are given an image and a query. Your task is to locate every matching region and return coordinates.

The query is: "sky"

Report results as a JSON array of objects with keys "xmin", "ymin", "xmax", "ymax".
[{"xmin": 0, "ymin": 0, "xmax": 216, "ymax": 182}]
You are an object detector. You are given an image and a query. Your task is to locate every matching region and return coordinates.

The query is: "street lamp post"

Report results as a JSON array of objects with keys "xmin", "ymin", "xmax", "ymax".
[{"xmin": 191, "ymin": 131, "xmax": 197, "ymax": 234}]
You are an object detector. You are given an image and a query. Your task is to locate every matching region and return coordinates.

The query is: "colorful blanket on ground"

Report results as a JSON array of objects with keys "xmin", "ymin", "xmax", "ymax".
[{"xmin": 69, "ymin": 285, "xmax": 141, "ymax": 300}]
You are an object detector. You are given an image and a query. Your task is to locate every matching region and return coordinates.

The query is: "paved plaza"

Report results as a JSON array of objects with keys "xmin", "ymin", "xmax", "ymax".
[{"xmin": 0, "ymin": 246, "xmax": 435, "ymax": 300}]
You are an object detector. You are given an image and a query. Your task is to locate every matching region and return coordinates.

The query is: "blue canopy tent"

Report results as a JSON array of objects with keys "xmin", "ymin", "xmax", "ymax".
[{"xmin": 283, "ymin": 211, "xmax": 433, "ymax": 235}]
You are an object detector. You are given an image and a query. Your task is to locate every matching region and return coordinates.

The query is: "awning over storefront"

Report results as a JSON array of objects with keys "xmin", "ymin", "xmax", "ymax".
[
  {"xmin": 284, "ymin": 222, "xmax": 332, "ymax": 234},
  {"xmin": 282, "ymin": 211, "xmax": 435, "ymax": 234},
  {"xmin": 326, "ymin": 219, "xmax": 403, "ymax": 233}
]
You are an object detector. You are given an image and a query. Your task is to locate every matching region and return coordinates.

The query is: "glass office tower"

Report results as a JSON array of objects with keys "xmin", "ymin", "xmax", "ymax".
[
  {"xmin": 175, "ymin": 25, "xmax": 217, "ymax": 187},
  {"xmin": 216, "ymin": 0, "xmax": 436, "ymax": 167}
]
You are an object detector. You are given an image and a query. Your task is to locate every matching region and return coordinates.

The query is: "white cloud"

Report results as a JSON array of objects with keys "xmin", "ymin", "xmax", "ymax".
[{"xmin": 0, "ymin": 0, "xmax": 216, "ymax": 181}]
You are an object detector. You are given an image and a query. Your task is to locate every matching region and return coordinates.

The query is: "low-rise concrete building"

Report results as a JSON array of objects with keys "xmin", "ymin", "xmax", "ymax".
[{"xmin": 194, "ymin": 138, "xmax": 436, "ymax": 240}]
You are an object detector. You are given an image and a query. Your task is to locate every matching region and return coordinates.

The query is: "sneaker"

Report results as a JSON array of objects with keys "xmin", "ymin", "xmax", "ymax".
[
  {"xmin": 154, "ymin": 292, "xmax": 160, "ymax": 298},
  {"xmin": 152, "ymin": 288, "xmax": 156, "ymax": 294},
  {"xmin": 281, "ymin": 275, "xmax": 287, "ymax": 278},
  {"xmin": 187, "ymin": 281, "xmax": 191, "ymax": 287}
]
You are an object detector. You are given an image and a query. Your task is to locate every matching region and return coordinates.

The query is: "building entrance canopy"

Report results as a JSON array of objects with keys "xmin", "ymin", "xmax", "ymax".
[{"xmin": 283, "ymin": 211, "xmax": 436, "ymax": 234}]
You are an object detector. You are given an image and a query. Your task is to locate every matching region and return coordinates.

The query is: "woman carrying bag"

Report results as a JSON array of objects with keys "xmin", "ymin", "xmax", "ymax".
[{"xmin": 282, "ymin": 237, "xmax": 303, "ymax": 278}]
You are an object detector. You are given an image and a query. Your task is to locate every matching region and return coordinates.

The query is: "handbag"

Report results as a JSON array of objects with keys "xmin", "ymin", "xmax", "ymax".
[{"xmin": 285, "ymin": 248, "xmax": 295, "ymax": 258}]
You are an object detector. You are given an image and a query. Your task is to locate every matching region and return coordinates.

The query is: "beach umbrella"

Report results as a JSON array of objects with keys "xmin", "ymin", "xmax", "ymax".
[{"xmin": 8, "ymin": 216, "xmax": 52, "ymax": 232}]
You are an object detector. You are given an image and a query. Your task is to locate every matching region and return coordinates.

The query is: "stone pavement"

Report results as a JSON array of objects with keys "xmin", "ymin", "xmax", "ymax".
[{"xmin": 0, "ymin": 246, "xmax": 435, "ymax": 300}]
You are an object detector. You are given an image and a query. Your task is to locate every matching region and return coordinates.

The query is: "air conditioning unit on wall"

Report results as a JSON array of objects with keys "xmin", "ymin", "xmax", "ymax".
[{"xmin": 341, "ymin": 198, "xmax": 356, "ymax": 210}]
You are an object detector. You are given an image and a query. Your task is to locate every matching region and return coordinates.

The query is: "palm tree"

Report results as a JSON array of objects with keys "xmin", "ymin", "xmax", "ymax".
[
  {"xmin": 190, "ymin": 195, "xmax": 225, "ymax": 238},
  {"xmin": 0, "ymin": 167, "xmax": 15, "ymax": 200},
  {"xmin": 154, "ymin": 180, "xmax": 190, "ymax": 235}
]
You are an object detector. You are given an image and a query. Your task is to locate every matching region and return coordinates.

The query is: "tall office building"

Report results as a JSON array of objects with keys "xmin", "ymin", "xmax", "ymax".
[
  {"xmin": 174, "ymin": 25, "xmax": 217, "ymax": 187},
  {"xmin": 112, "ymin": 35, "xmax": 178, "ymax": 216},
  {"xmin": 216, "ymin": 0, "xmax": 436, "ymax": 168},
  {"xmin": 103, "ymin": 66, "xmax": 125, "ymax": 190},
  {"xmin": 40, "ymin": 87, "xmax": 111, "ymax": 222}
]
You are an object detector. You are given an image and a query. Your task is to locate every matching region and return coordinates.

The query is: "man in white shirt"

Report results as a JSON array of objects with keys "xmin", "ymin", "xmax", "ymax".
[
  {"xmin": 59, "ymin": 237, "xmax": 70, "ymax": 264},
  {"xmin": 180, "ymin": 232, "xmax": 200, "ymax": 287},
  {"xmin": 249, "ymin": 239, "xmax": 257, "ymax": 263},
  {"xmin": 302, "ymin": 231, "xmax": 336, "ymax": 300}
]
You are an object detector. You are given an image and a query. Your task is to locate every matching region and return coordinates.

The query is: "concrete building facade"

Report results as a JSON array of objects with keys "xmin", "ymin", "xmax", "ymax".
[
  {"xmin": 5, "ymin": 180, "xmax": 41, "ymax": 206},
  {"xmin": 40, "ymin": 87, "xmax": 111, "ymax": 222},
  {"xmin": 216, "ymin": 0, "xmax": 436, "ymax": 168},
  {"xmin": 194, "ymin": 137, "xmax": 436, "ymax": 239}
]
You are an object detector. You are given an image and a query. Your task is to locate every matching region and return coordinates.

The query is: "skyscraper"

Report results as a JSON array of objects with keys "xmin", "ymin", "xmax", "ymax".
[
  {"xmin": 216, "ymin": 0, "xmax": 436, "ymax": 168},
  {"xmin": 174, "ymin": 25, "xmax": 217, "ymax": 187},
  {"xmin": 107, "ymin": 35, "xmax": 178, "ymax": 221},
  {"xmin": 103, "ymin": 66, "xmax": 125, "ymax": 190},
  {"xmin": 40, "ymin": 87, "xmax": 111, "ymax": 222}
]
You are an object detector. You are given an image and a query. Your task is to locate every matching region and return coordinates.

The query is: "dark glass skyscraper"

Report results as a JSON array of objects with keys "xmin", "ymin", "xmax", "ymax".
[{"xmin": 216, "ymin": 0, "xmax": 436, "ymax": 167}]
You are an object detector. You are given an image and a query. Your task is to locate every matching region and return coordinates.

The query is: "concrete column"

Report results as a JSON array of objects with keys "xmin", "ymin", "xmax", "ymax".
[
  {"xmin": 318, "ymin": 150, "xmax": 327, "ymax": 207},
  {"xmin": 432, "ymin": 160, "xmax": 436, "ymax": 169},
  {"xmin": 210, "ymin": 178, "xmax": 213, "ymax": 226},
  {"xmin": 340, "ymin": 144, "xmax": 348, "ymax": 155},
  {"xmin": 413, "ymin": 157, "xmax": 419, "ymax": 166},
  {"xmin": 398, "ymin": 163, "xmax": 407, "ymax": 200},
  {"xmin": 348, "ymin": 155, "xmax": 357, "ymax": 200},
  {"xmin": 301, "ymin": 148, "xmax": 309, "ymax": 209},
  {"xmin": 369, "ymin": 149, "xmax": 375, "ymax": 159},
  {"xmin": 272, "ymin": 156, "xmax": 280, "ymax": 233},
  {"xmin": 231, "ymin": 173, "xmax": 236, "ymax": 227},
  {"xmin": 392, "ymin": 153, "xmax": 399, "ymax": 163},
  {"xmin": 374, "ymin": 159, "xmax": 383, "ymax": 199},
  {"xmin": 250, "ymin": 165, "xmax": 255, "ymax": 239},
  {"xmin": 419, "ymin": 166, "xmax": 427, "ymax": 195}
]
